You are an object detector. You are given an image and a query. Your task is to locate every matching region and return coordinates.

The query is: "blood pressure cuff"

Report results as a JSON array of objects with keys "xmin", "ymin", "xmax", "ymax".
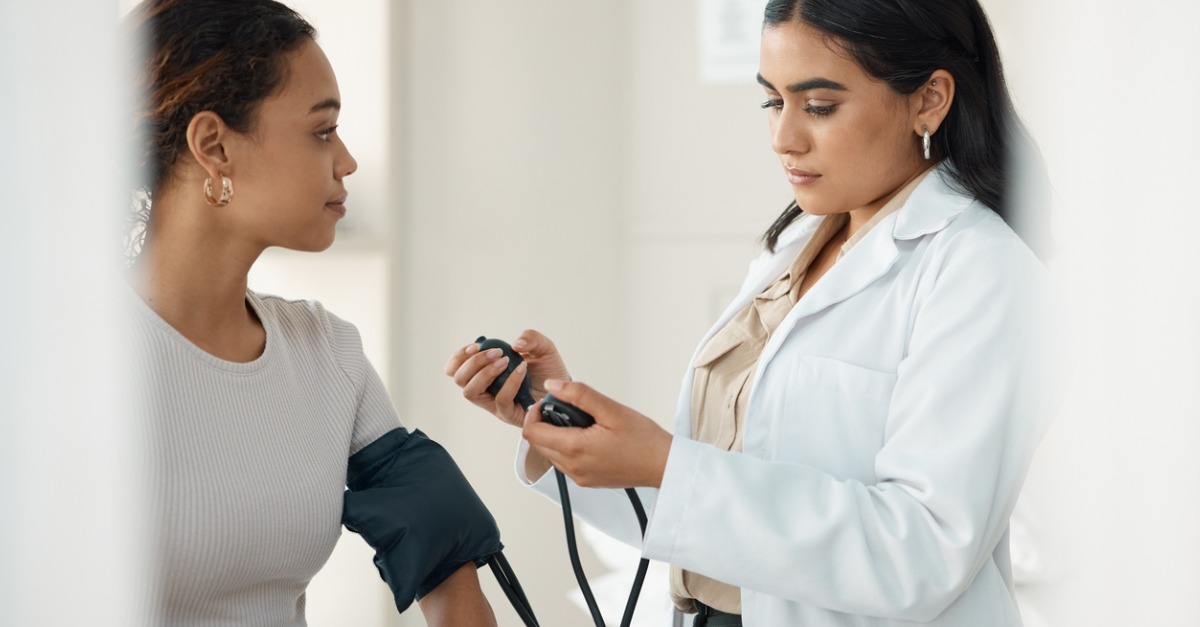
[{"xmin": 342, "ymin": 427, "xmax": 502, "ymax": 613}]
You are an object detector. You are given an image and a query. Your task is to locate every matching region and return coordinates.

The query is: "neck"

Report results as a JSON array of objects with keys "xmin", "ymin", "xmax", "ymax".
[
  {"xmin": 128, "ymin": 187, "xmax": 265, "ymax": 342},
  {"xmin": 845, "ymin": 164, "xmax": 931, "ymax": 239},
  {"xmin": 131, "ymin": 241, "xmax": 255, "ymax": 320}
]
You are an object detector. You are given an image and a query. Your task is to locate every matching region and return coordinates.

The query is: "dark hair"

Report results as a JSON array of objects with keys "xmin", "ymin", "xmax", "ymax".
[
  {"xmin": 760, "ymin": 0, "xmax": 1050, "ymax": 257},
  {"xmin": 125, "ymin": 0, "xmax": 316, "ymax": 257}
]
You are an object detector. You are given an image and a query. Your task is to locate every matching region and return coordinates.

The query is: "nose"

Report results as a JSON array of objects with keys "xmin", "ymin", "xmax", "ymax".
[
  {"xmin": 336, "ymin": 137, "xmax": 358, "ymax": 179},
  {"xmin": 770, "ymin": 106, "xmax": 811, "ymax": 157}
]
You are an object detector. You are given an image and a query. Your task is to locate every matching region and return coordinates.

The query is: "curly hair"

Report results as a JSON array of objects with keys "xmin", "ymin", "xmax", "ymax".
[{"xmin": 125, "ymin": 0, "xmax": 316, "ymax": 258}]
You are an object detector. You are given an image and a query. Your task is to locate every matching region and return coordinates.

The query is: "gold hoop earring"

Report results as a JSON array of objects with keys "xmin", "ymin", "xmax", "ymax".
[
  {"xmin": 204, "ymin": 175, "xmax": 234, "ymax": 206},
  {"xmin": 922, "ymin": 126, "xmax": 932, "ymax": 161}
]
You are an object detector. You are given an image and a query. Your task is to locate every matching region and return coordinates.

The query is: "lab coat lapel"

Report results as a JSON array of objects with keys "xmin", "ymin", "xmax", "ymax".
[
  {"xmin": 677, "ymin": 169, "xmax": 974, "ymax": 435},
  {"xmin": 700, "ymin": 214, "xmax": 823, "ymax": 351},
  {"xmin": 753, "ymin": 167, "xmax": 973, "ymax": 382},
  {"xmin": 672, "ymin": 215, "xmax": 821, "ymax": 435},
  {"xmin": 780, "ymin": 226, "xmax": 901, "ymax": 324}
]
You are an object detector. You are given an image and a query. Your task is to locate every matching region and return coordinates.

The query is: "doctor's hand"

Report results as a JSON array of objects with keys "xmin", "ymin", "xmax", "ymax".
[
  {"xmin": 444, "ymin": 329, "xmax": 571, "ymax": 428},
  {"xmin": 522, "ymin": 379, "xmax": 672, "ymax": 489}
]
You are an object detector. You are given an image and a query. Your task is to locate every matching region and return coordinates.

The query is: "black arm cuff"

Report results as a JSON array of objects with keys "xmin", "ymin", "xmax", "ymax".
[{"xmin": 343, "ymin": 428, "xmax": 502, "ymax": 613}]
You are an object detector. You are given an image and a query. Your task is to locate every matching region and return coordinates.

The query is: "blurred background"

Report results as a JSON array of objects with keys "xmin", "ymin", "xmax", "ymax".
[{"xmin": 2, "ymin": 0, "xmax": 1197, "ymax": 625}]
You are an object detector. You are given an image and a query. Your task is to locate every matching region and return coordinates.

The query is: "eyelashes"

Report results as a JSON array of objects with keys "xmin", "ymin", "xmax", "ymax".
[
  {"xmin": 316, "ymin": 125, "xmax": 339, "ymax": 141},
  {"xmin": 759, "ymin": 99, "xmax": 837, "ymax": 118},
  {"xmin": 804, "ymin": 103, "xmax": 836, "ymax": 117}
]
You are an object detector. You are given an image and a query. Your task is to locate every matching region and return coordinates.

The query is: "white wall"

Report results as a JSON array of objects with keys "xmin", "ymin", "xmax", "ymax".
[
  {"xmin": 1017, "ymin": 1, "xmax": 1200, "ymax": 625},
  {"xmin": 391, "ymin": 3, "xmax": 627, "ymax": 624},
  {"xmin": 1, "ymin": 2, "xmax": 148, "ymax": 626}
]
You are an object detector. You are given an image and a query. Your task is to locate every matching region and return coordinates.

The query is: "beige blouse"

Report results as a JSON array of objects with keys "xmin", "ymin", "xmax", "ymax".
[{"xmin": 670, "ymin": 170, "xmax": 930, "ymax": 613}]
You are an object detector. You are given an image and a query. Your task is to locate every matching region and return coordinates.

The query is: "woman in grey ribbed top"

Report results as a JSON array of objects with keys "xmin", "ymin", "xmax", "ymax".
[{"xmin": 125, "ymin": 1, "xmax": 497, "ymax": 625}]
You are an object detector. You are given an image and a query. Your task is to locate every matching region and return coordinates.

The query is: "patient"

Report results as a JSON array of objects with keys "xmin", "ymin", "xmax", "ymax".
[{"xmin": 125, "ymin": 1, "xmax": 499, "ymax": 624}]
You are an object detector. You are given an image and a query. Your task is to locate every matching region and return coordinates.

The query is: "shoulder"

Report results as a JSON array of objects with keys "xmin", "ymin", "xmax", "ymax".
[
  {"xmin": 251, "ymin": 289, "xmax": 320, "ymax": 318},
  {"xmin": 884, "ymin": 169, "xmax": 1055, "ymax": 331},
  {"xmin": 902, "ymin": 167, "xmax": 1043, "ymax": 276},
  {"xmin": 249, "ymin": 290, "xmax": 366, "ymax": 361},
  {"xmin": 909, "ymin": 203, "xmax": 1058, "ymax": 342},
  {"xmin": 930, "ymin": 202, "xmax": 1043, "ymax": 279}
]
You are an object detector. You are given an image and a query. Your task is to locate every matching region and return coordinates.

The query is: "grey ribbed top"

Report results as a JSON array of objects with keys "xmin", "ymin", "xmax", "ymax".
[{"xmin": 130, "ymin": 289, "xmax": 399, "ymax": 626}]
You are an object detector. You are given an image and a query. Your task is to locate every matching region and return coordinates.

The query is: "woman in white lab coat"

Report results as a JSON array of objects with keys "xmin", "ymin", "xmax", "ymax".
[{"xmin": 447, "ymin": 0, "xmax": 1060, "ymax": 625}]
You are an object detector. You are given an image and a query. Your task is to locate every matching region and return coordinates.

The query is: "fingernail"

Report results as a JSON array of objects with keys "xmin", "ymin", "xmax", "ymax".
[
  {"xmin": 492, "ymin": 356, "xmax": 509, "ymax": 370},
  {"xmin": 512, "ymin": 339, "xmax": 528, "ymax": 351},
  {"xmin": 545, "ymin": 378, "xmax": 563, "ymax": 392},
  {"xmin": 515, "ymin": 362, "xmax": 527, "ymax": 372},
  {"xmin": 464, "ymin": 343, "xmax": 479, "ymax": 355},
  {"xmin": 487, "ymin": 348, "xmax": 502, "ymax": 358}
]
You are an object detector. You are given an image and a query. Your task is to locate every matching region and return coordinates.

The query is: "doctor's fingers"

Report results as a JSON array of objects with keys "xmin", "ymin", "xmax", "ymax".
[
  {"xmin": 488, "ymin": 361, "xmax": 529, "ymax": 427},
  {"xmin": 522, "ymin": 402, "xmax": 582, "ymax": 453},
  {"xmin": 444, "ymin": 342, "xmax": 483, "ymax": 377},
  {"xmin": 448, "ymin": 347, "xmax": 528, "ymax": 426},
  {"xmin": 524, "ymin": 423, "xmax": 641, "ymax": 489},
  {"xmin": 523, "ymin": 418, "xmax": 595, "ymax": 479},
  {"xmin": 448, "ymin": 345, "xmax": 505, "ymax": 390},
  {"xmin": 512, "ymin": 331, "xmax": 572, "ymax": 388},
  {"xmin": 522, "ymin": 402, "xmax": 626, "ymax": 483},
  {"xmin": 537, "ymin": 382, "xmax": 672, "ymax": 486},
  {"xmin": 511, "ymin": 329, "xmax": 557, "ymax": 357},
  {"xmin": 543, "ymin": 380, "xmax": 624, "ymax": 426}
]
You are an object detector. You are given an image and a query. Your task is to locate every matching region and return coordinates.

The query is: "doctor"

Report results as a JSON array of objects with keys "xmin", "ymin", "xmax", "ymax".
[{"xmin": 447, "ymin": 0, "xmax": 1060, "ymax": 625}]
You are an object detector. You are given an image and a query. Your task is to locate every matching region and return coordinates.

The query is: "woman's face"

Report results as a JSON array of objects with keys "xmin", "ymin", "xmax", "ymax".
[
  {"xmin": 758, "ymin": 21, "xmax": 926, "ymax": 218},
  {"xmin": 224, "ymin": 39, "xmax": 357, "ymax": 252}
]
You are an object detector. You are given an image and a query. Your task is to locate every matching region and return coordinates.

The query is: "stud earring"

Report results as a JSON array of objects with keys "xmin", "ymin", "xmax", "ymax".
[
  {"xmin": 204, "ymin": 175, "xmax": 234, "ymax": 206},
  {"xmin": 922, "ymin": 126, "xmax": 932, "ymax": 161}
]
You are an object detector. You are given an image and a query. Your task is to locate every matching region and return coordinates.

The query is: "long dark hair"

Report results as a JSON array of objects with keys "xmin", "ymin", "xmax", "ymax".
[
  {"xmin": 761, "ymin": 0, "xmax": 1050, "ymax": 257},
  {"xmin": 124, "ymin": 0, "xmax": 316, "ymax": 259}
]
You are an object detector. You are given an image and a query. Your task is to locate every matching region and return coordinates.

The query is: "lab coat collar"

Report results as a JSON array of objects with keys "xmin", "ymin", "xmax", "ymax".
[
  {"xmin": 891, "ymin": 164, "xmax": 974, "ymax": 240},
  {"xmin": 677, "ymin": 164, "xmax": 977, "ymax": 437},
  {"xmin": 749, "ymin": 166, "xmax": 975, "ymax": 386},
  {"xmin": 772, "ymin": 163, "xmax": 972, "ymax": 250},
  {"xmin": 699, "ymin": 164, "xmax": 974, "ymax": 360}
]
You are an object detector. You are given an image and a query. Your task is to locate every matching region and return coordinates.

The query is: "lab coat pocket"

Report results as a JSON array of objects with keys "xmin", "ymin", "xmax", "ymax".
[{"xmin": 762, "ymin": 355, "xmax": 897, "ymax": 481}]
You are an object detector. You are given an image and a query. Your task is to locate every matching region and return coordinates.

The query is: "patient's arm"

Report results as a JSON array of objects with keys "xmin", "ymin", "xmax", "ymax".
[{"xmin": 417, "ymin": 562, "xmax": 497, "ymax": 627}]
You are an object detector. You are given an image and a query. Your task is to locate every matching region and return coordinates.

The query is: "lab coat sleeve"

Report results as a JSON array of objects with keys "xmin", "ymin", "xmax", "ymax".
[{"xmin": 641, "ymin": 233, "xmax": 1062, "ymax": 621}]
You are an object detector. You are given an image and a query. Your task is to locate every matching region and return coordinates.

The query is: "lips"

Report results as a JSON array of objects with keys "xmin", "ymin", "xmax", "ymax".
[
  {"xmin": 784, "ymin": 165, "xmax": 821, "ymax": 186},
  {"xmin": 325, "ymin": 197, "xmax": 347, "ymax": 217}
]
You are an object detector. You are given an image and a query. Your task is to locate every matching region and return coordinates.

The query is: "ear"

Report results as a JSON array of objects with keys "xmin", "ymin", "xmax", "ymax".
[
  {"xmin": 913, "ymin": 69, "xmax": 955, "ymax": 137},
  {"xmin": 185, "ymin": 111, "xmax": 233, "ymax": 182}
]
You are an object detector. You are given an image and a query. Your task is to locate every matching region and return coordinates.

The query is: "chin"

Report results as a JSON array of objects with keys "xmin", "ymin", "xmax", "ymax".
[
  {"xmin": 792, "ymin": 195, "xmax": 833, "ymax": 215},
  {"xmin": 286, "ymin": 233, "xmax": 337, "ymax": 253},
  {"xmin": 791, "ymin": 188, "xmax": 854, "ymax": 216},
  {"xmin": 311, "ymin": 234, "xmax": 337, "ymax": 252}
]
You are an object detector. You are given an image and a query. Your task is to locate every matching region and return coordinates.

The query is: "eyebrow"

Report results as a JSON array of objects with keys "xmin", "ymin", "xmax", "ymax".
[
  {"xmin": 756, "ymin": 74, "xmax": 848, "ymax": 93},
  {"xmin": 309, "ymin": 98, "xmax": 341, "ymax": 113}
]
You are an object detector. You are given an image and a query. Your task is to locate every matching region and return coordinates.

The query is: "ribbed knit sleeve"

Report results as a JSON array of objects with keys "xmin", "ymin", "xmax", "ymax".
[{"xmin": 307, "ymin": 300, "xmax": 404, "ymax": 456}]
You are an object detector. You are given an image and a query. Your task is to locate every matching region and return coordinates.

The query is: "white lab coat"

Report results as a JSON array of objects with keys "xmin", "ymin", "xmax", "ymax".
[{"xmin": 518, "ymin": 167, "xmax": 1061, "ymax": 626}]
